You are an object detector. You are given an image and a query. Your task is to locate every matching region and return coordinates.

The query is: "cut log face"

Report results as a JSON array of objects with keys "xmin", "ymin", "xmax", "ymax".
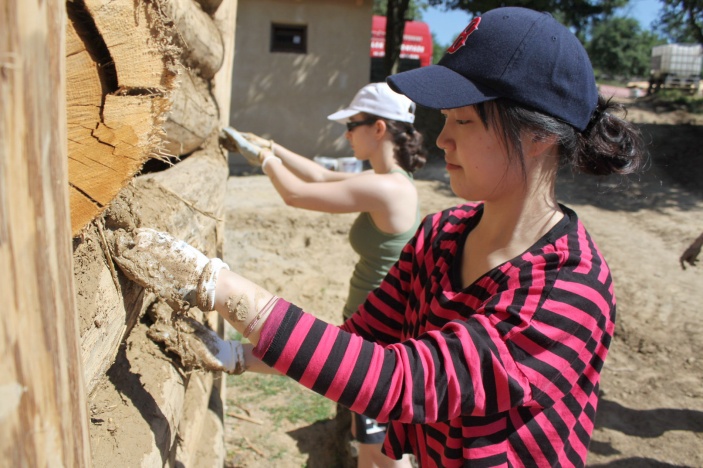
[{"xmin": 66, "ymin": 1, "xmax": 176, "ymax": 237}]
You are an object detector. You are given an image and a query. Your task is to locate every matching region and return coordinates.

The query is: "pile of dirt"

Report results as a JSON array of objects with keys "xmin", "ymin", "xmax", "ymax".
[{"xmin": 221, "ymin": 101, "xmax": 703, "ymax": 467}]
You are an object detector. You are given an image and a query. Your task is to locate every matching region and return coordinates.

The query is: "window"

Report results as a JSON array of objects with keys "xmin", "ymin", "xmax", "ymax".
[{"xmin": 271, "ymin": 24, "xmax": 307, "ymax": 54}]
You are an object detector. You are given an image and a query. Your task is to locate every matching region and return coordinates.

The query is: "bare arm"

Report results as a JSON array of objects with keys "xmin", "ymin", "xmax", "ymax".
[
  {"xmin": 272, "ymin": 143, "xmax": 356, "ymax": 183},
  {"xmin": 209, "ymin": 269, "xmax": 275, "ymax": 346},
  {"xmin": 263, "ymin": 155, "xmax": 401, "ymax": 214}
]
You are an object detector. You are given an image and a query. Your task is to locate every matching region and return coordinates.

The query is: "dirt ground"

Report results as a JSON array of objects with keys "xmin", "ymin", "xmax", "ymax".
[{"xmin": 220, "ymin": 100, "xmax": 703, "ymax": 467}]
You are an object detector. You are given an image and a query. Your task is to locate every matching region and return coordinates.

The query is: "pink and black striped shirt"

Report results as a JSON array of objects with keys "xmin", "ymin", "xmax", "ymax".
[{"xmin": 253, "ymin": 203, "xmax": 614, "ymax": 467}]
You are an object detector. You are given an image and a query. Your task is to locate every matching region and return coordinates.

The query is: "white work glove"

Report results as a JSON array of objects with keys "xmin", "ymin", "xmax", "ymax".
[
  {"xmin": 220, "ymin": 127, "xmax": 263, "ymax": 166},
  {"xmin": 110, "ymin": 228, "xmax": 229, "ymax": 311}
]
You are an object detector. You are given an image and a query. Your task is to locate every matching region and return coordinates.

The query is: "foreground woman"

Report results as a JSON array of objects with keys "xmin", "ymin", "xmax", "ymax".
[{"xmin": 112, "ymin": 7, "xmax": 644, "ymax": 466}]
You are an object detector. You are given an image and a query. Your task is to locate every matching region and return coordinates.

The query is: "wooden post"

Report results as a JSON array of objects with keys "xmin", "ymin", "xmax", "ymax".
[{"xmin": 0, "ymin": 0, "xmax": 91, "ymax": 466}]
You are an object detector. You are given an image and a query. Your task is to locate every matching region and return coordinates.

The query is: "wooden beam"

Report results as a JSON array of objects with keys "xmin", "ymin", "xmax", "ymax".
[{"xmin": 0, "ymin": 0, "xmax": 91, "ymax": 466}]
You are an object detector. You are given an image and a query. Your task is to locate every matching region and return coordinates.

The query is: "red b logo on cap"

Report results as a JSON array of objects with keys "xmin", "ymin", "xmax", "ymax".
[{"xmin": 447, "ymin": 17, "xmax": 481, "ymax": 54}]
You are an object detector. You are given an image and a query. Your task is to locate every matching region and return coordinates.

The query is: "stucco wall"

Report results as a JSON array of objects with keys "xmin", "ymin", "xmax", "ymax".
[{"xmin": 229, "ymin": 0, "xmax": 372, "ymax": 161}]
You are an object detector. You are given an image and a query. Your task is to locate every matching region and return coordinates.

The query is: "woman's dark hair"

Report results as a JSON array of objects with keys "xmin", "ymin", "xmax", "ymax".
[
  {"xmin": 362, "ymin": 113, "xmax": 427, "ymax": 173},
  {"xmin": 474, "ymin": 96, "xmax": 645, "ymax": 177}
]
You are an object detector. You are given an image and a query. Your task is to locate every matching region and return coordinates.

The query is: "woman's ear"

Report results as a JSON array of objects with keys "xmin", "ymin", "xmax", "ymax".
[{"xmin": 374, "ymin": 119, "xmax": 388, "ymax": 139}]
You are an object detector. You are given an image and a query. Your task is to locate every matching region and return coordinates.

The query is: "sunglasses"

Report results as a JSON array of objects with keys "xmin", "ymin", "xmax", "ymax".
[{"xmin": 346, "ymin": 118, "xmax": 378, "ymax": 132}]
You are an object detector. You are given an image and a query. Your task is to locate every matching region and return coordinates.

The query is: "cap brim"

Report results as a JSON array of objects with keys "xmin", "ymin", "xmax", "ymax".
[
  {"xmin": 387, "ymin": 65, "xmax": 499, "ymax": 110},
  {"xmin": 327, "ymin": 108, "xmax": 359, "ymax": 124}
]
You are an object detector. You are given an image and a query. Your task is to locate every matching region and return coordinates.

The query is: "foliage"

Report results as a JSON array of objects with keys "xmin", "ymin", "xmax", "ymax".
[
  {"xmin": 432, "ymin": 33, "xmax": 448, "ymax": 64},
  {"xmin": 588, "ymin": 16, "xmax": 665, "ymax": 77},
  {"xmin": 373, "ymin": 0, "xmax": 427, "ymax": 19},
  {"xmin": 653, "ymin": 0, "xmax": 703, "ymax": 44},
  {"xmin": 425, "ymin": 0, "xmax": 628, "ymax": 37},
  {"xmin": 647, "ymin": 89, "xmax": 703, "ymax": 113}
]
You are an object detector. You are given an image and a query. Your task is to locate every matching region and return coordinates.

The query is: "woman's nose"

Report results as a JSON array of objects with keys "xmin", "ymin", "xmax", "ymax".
[{"xmin": 436, "ymin": 126, "xmax": 450, "ymax": 152}]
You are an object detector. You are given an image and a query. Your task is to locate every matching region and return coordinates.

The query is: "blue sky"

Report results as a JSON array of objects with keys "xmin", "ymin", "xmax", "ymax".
[{"xmin": 423, "ymin": 0, "xmax": 661, "ymax": 45}]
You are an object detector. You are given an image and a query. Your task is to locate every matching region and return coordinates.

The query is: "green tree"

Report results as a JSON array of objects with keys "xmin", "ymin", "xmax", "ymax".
[
  {"xmin": 654, "ymin": 0, "xmax": 703, "ymax": 43},
  {"xmin": 374, "ymin": 0, "xmax": 426, "ymax": 18},
  {"xmin": 588, "ymin": 16, "xmax": 664, "ymax": 78},
  {"xmin": 373, "ymin": 1, "xmax": 430, "ymax": 78},
  {"xmin": 432, "ymin": 33, "xmax": 448, "ymax": 64},
  {"xmin": 426, "ymin": 0, "xmax": 628, "ymax": 38}
]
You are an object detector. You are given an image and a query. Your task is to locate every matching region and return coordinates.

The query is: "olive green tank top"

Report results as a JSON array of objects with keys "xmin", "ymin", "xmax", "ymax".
[{"xmin": 342, "ymin": 170, "xmax": 420, "ymax": 321}]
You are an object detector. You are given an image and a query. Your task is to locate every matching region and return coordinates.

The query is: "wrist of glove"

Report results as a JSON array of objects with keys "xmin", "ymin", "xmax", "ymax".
[{"xmin": 111, "ymin": 228, "xmax": 229, "ymax": 312}]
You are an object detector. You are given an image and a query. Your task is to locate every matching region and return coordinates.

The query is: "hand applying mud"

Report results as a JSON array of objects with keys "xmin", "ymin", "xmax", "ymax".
[
  {"xmin": 220, "ymin": 127, "xmax": 264, "ymax": 166},
  {"xmin": 147, "ymin": 313, "xmax": 246, "ymax": 375},
  {"xmin": 110, "ymin": 228, "xmax": 229, "ymax": 311}
]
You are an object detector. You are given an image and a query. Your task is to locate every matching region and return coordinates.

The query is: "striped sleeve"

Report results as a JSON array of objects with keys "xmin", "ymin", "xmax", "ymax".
[{"xmin": 253, "ymin": 298, "xmax": 533, "ymax": 423}]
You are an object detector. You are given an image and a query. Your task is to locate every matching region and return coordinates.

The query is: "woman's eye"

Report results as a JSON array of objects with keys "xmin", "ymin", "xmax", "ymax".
[{"xmin": 456, "ymin": 119, "xmax": 471, "ymax": 125}]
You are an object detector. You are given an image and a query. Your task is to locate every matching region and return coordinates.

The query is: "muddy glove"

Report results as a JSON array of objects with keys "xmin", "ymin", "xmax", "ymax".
[
  {"xmin": 220, "ymin": 127, "xmax": 263, "ymax": 166},
  {"xmin": 148, "ymin": 315, "xmax": 246, "ymax": 374},
  {"xmin": 242, "ymin": 132, "xmax": 274, "ymax": 150},
  {"xmin": 191, "ymin": 325, "xmax": 246, "ymax": 374},
  {"xmin": 110, "ymin": 228, "xmax": 229, "ymax": 311}
]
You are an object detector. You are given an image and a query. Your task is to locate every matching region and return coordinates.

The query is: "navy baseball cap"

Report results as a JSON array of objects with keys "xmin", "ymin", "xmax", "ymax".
[{"xmin": 387, "ymin": 7, "xmax": 598, "ymax": 131}]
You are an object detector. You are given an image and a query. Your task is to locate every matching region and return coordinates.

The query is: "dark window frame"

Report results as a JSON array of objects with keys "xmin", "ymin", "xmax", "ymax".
[{"xmin": 270, "ymin": 23, "xmax": 307, "ymax": 54}]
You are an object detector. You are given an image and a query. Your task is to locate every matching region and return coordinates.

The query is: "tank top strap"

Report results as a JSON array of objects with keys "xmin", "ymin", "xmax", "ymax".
[{"xmin": 389, "ymin": 168, "xmax": 413, "ymax": 180}]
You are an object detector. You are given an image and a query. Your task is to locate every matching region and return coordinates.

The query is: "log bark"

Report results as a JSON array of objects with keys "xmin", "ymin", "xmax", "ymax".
[
  {"xmin": 78, "ymin": 141, "xmax": 228, "ymax": 396},
  {"xmin": 162, "ymin": 64, "xmax": 219, "ymax": 156},
  {"xmin": 190, "ymin": 395, "xmax": 226, "ymax": 467},
  {"xmin": 175, "ymin": 372, "xmax": 215, "ymax": 466},
  {"xmin": 157, "ymin": 0, "xmax": 225, "ymax": 79},
  {"xmin": 212, "ymin": 0, "xmax": 239, "ymax": 128},
  {"xmin": 82, "ymin": 142, "xmax": 228, "ymax": 465},
  {"xmin": 0, "ymin": 1, "xmax": 91, "ymax": 466},
  {"xmin": 88, "ymin": 320, "xmax": 189, "ymax": 467}
]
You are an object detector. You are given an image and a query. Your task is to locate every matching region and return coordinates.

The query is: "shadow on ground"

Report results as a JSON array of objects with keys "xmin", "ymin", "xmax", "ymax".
[{"xmin": 589, "ymin": 398, "xmax": 703, "ymax": 468}]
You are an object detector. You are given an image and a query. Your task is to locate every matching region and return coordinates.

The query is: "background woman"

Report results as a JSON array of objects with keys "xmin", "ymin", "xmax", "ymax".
[{"xmin": 222, "ymin": 81, "xmax": 425, "ymax": 467}]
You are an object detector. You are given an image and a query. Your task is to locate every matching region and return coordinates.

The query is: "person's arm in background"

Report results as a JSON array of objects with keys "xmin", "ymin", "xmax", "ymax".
[
  {"xmin": 261, "ymin": 152, "xmax": 397, "ymax": 214},
  {"xmin": 272, "ymin": 142, "xmax": 359, "ymax": 182},
  {"xmin": 244, "ymin": 131, "xmax": 361, "ymax": 183},
  {"xmin": 223, "ymin": 127, "xmax": 384, "ymax": 213}
]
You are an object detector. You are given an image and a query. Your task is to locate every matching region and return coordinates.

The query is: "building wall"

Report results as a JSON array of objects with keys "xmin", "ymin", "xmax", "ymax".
[{"xmin": 229, "ymin": 0, "xmax": 372, "ymax": 161}]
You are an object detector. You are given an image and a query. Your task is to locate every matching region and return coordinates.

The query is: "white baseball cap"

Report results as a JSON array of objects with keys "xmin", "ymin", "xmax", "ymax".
[{"xmin": 327, "ymin": 82, "xmax": 416, "ymax": 124}]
